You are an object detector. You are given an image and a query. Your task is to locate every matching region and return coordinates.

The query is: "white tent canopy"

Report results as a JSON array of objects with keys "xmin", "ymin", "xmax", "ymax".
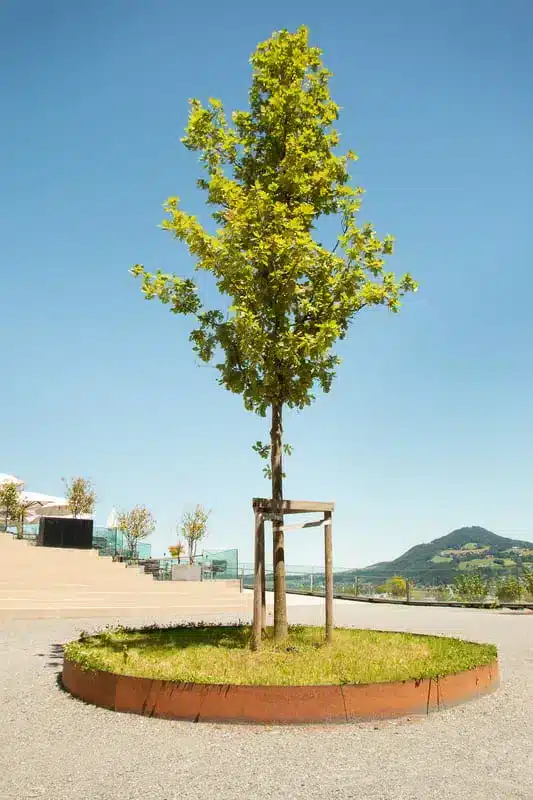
[
  {"xmin": 20, "ymin": 492, "xmax": 71, "ymax": 523},
  {"xmin": 0, "ymin": 473, "xmax": 24, "ymax": 487}
]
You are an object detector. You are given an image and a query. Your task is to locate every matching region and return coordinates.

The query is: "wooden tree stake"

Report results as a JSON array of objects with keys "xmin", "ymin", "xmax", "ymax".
[
  {"xmin": 324, "ymin": 511, "xmax": 333, "ymax": 644},
  {"xmin": 252, "ymin": 512, "xmax": 264, "ymax": 650}
]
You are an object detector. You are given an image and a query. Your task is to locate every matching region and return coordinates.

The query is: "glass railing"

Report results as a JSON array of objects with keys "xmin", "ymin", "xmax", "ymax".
[
  {"xmin": 3, "ymin": 524, "xmax": 151, "ymax": 559},
  {"xmin": 241, "ymin": 565, "xmax": 533, "ymax": 606}
]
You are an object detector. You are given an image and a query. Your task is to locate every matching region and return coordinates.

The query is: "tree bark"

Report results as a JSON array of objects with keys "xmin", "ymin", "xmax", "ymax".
[{"xmin": 271, "ymin": 402, "xmax": 288, "ymax": 641}]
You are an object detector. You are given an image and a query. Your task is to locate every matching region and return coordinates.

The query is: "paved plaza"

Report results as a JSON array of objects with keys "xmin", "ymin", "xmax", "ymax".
[{"xmin": 1, "ymin": 596, "xmax": 532, "ymax": 800}]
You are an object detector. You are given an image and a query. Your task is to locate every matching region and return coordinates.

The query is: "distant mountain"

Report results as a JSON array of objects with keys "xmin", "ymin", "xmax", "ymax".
[{"xmin": 337, "ymin": 526, "xmax": 533, "ymax": 585}]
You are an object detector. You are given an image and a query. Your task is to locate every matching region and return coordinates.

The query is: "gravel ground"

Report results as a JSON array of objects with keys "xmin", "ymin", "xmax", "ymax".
[{"xmin": 1, "ymin": 600, "xmax": 532, "ymax": 800}]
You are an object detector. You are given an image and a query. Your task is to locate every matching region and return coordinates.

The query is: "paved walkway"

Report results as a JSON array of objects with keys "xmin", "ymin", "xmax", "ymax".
[{"xmin": 1, "ymin": 600, "xmax": 532, "ymax": 800}]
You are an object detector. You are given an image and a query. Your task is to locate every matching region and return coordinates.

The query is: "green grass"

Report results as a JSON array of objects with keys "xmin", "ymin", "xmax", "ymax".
[
  {"xmin": 458, "ymin": 557, "xmax": 496, "ymax": 570},
  {"xmin": 431, "ymin": 555, "xmax": 453, "ymax": 563},
  {"xmin": 64, "ymin": 625, "xmax": 497, "ymax": 687}
]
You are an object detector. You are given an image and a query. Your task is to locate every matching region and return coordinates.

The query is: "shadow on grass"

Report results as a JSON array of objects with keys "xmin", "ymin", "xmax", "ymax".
[{"xmin": 73, "ymin": 623, "xmax": 254, "ymax": 656}]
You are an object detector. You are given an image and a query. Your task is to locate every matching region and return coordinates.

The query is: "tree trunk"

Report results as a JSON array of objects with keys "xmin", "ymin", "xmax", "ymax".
[
  {"xmin": 271, "ymin": 402, "xmax": 288, "ymax": 641},
  {"xmin": 17, "ymin": 510, "xmax": 24, "ymax": 540}
]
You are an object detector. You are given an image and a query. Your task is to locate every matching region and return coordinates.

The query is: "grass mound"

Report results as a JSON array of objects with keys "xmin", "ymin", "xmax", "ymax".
[{"xmin": 64, "ymin": 625, "xmax": 497, "ymax": 686}]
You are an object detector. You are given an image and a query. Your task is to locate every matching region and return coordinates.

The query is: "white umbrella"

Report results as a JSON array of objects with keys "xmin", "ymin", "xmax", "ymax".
[
  {"xmin": 0, "ymin": 473, "xmax": 24, "ymax": 488},
  {"xmin": 106, "ymin": 508, "xmax": 119, "ymax": 529},
  {"xmin": 20, "ymin": 491, "xmax": 70, "ymax": 522}
]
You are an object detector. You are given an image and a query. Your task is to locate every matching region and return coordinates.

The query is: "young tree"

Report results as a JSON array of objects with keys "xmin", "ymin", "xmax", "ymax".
[
  {"xmin": 12, "ymin": 496, "xmax": 36, "ymax": 539},
  {"xmin": 180, "ymin": 505, "xmax": 209, "ymax": 563},
  {"xmin": 168, "ymin": 541, "xmax": 186, "ymax": 563},
  {"xmin": 117, "ymin": 506, "xmax": 156, "ymax": 560},
  {"xmin": 63, "ymin": 477, "xmax": 96, "ymax": 518},
  {"xmin": 376, "ymin": 576, "xmax": 407, "ymax": 598},
  {"xmin": 0, "ymin": 481, "xmax": 20, "ymax": 531},
  {"xmin": 132, "ymin": 27, "xmax": 417, "ymax": 640}
]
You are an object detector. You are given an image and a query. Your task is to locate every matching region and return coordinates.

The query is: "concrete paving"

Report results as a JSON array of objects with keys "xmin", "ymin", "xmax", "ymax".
[{"xmin": 1, "ymin": 598, "xmax": 532, "ymax": 800}]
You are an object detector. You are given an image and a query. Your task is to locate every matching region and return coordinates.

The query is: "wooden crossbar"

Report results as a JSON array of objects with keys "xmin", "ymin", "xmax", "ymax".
[{"xmin": 252, "ymin": 498, "xmax": 335, "ymax": 514}]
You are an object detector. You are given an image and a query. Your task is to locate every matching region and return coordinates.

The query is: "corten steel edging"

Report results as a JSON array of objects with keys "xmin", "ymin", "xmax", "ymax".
[{"xmin": 62, "ymin": 658, "xmax": 499, "ymax": 725}]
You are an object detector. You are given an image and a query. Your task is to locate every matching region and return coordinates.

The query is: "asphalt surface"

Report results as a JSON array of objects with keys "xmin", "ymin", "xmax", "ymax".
[{"xmin": 1, "ymin": 598, "xmax": 532, "ymax": 800}]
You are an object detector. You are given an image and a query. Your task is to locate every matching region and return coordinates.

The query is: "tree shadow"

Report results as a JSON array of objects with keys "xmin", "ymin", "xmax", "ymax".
[
  {"xmin": 35, "ymin": 642, "xmax": 64, "ymax": 669},
  {"xmin": 73, "ymin": 623, "xmax": 254, "ymax": 656}
]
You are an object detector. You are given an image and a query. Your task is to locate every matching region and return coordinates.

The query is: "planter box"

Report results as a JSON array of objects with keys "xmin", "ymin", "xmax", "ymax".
[{"xmin": 171, "ymin": 563, "xmax": 201, "ymax": 581}]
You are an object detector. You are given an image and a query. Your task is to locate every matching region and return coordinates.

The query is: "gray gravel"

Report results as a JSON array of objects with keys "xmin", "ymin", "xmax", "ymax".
[{"xmin": 1, "ymin": 601, "xmax": 532, "ymax": 800}]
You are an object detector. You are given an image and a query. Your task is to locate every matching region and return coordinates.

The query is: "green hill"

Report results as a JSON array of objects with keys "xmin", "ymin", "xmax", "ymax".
[{"xmin": 337, "ymin": 526, "xmax": 533, "ymax": 586}]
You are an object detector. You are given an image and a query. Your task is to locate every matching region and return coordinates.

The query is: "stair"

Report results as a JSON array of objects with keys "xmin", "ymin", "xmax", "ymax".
[{"xmin": 0, "ymin": 533, "xmax": 251, "ymax": 619}]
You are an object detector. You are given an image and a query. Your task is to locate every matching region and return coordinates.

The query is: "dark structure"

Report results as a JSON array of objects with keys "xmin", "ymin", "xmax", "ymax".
[{"xmin": 38, "ymin": 517, "xmax": 93, "ymax": 549}]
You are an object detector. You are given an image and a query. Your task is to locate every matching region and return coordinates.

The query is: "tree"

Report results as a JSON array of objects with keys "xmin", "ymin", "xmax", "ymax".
[
  {"xmin": 117, "ymin": 506, "xmax": 156, "ymax": 560},
  {"xmin": 168, "ymin": 541, "xmax": 186, "ymax": 562},
  {"xmin": 12, "ymin": 496, "xmax": 36, "ymax": 539},
  {"xmin": 523, "ymin": 567, "xmax": 533, "ymax": 599},
  {"xmin": 131, "ymin": 27, "xmax": 417, "ymax": 641},
  {"xmin": 453, "ymin": 574, "xmax": 489, "ymax": 602},
  {"xmin": 376, "ymin": 576, "xmax": 407, "ymax": 598},
  {"xmin": 63, "ymin": 477, "xmax": 96, "ymax": 518},
  {"xmin": 0, "ymin": 481, "xmax": 20, "ymax": 531},
  {"xmin": 495, "ymin": 576, "xmax": 523, "ymax": 603},
  {"xmin": 180, "ymin": 505, "xmax": 209, "ymax": 563}
]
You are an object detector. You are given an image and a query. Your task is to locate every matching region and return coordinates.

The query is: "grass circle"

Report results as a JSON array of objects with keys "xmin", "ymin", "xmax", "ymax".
[{"xmin": 64, "ymin": 625, "xmax": 497, "ymax": 687}]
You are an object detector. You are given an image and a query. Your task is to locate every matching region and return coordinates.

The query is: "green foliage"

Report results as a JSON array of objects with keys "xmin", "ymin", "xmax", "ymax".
[
  {"xmin": 180, "ymin": 504, "xmax": 210, "ymax": 563},
  {"xmin": 13, "ymin": 498, "xmax": 36, "ymax": 538},
  {"xmin": 523, "ymin": 568, "xmax": 533, "ymax": 598},
  {"xmin": 168, "ymin": 541, "xmax": 186, "ymax": 562},
  {"xmin": 252, "ymin": 440, "xmax": 293, "ymax": 478},
  {"xmin": 433, "ymin": 585, "xmax": 453, "ymax": 601},
  {"xmin": 495, "ymin": 576, "xmax": 523, "ymax": 603},
  {"xmin": 118, "ymin": 506, "xmax": 156, "ymax": 559},
  {"xmin": 376, "ymin": 576, "xmax": 407, "ymax": 597},
  {"xmin": 453, "ymin": 574, "xmax": 489, "ymax": 602},
  {"xmin": 131, "ymin": 25, "xmax": 416, "ymax": 421},
  {"xmin": 0, "ymin": 481, "xmax": 20, "ymax": 529},
  {"xmin": 63, "ymin": 476, "xmax": 96, "ymax": 518}
]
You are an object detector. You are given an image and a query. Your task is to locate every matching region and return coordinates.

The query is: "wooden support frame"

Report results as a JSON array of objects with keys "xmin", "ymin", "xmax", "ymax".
[
  {"xmin": 253, "ymin": 499, "xmax": 335, "ymax": 515},
  {"xmin": 252, "ymin": 498, "xmax": 335, "ymax": 649},
  {"xmin": 252, "ymin": 513, "xmax": 265, "ymax": 651}
]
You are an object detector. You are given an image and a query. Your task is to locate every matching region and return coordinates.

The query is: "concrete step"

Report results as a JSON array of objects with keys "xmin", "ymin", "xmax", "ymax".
[{"xmin": 0, "ymin": 533, "xmax": 248, "ymax": 619}]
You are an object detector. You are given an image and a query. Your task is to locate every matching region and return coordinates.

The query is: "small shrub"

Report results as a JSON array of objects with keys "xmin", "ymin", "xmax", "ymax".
[
  {"xmin": 433, "ymin": 585, "xmax": 452, "ymax": 602},
  {"xmin": 522, "ymin": 568, "xmax": 533, "ymax": 599},
  {"xmin": 453, "ymin": 574, "xmax": 489, "ymax": 602},
  {"xmin": 376, "ymin": 576, "xmax": 407, "ymax": 597},
  {"xmin": 495, "ymin": 576, "xmax": 523, "ymax": 603}
]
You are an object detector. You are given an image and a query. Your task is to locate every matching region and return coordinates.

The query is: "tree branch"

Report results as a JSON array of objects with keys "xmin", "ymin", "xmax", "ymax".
[{"xmin": 331, "ymin": 222, "xmax": 348, "ymax": 254}]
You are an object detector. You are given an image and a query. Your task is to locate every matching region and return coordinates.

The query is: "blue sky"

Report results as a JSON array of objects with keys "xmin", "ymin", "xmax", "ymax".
[{"xmin": 1, "ymin": 0, "xmax": 532, "ymax": 565}]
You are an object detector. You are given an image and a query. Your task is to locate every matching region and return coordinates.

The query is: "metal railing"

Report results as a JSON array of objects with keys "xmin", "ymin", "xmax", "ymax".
[
  {"xmin": 241, "ymin": 564, "xmax": 533, "ymax": 607},
  {"xmin": 136, "ymin": 557, "xmax": 242, "ymax": 582}
]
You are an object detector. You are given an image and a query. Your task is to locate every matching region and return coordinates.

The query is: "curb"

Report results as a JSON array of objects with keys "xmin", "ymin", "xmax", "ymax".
[{"xmin": 62, "ymin": 657, "xmax": 499, "ymax": 724}]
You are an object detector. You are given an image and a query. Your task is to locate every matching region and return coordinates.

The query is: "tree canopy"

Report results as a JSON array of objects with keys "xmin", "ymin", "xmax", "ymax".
[
  {"xmin": 132, "ymin": 26, "xmax": 416, "ymax": 420},
  {"xmin": 180, "ymin": 505, "xmax": 209, "ymax": 563},
  {"xmin": 63, "ymin": 477, "xmax": 96, "ymax": 519},
  {"xmin": 132, "ymin": 26, "xmax": 417, "ymax": 641},
  {"xmin": 118, "ymin": 505, "xmax": 156, "ymax": 559}
]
